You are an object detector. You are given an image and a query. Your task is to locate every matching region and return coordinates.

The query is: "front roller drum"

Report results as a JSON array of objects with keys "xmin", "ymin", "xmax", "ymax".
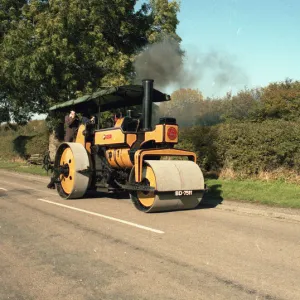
[
  {"xmin": 54, "ymin": 142, "xmax": 91, "ymax": 199},
  {"xmin": 130, "ymin": 160, "xmax": 205, "ymax": 213}
]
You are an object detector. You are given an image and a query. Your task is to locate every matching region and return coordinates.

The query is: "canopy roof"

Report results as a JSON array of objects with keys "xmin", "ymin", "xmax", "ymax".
[{"xmin": 49, "ymin": 85, "xmax": 170, "ymax": 114}]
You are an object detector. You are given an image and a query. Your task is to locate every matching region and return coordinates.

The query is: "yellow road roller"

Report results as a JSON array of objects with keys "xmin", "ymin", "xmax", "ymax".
[{"xmin": 47, "ymin": 79, "xmax": 205, "ymax": 212}]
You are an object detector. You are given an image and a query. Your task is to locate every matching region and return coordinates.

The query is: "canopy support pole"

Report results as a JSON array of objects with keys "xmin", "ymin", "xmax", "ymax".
[{"xmin": 97, "ymin": 99, "xmax": 101, "ymax": 129}]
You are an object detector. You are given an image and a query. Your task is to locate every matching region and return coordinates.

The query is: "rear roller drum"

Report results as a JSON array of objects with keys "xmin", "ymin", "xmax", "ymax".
[
  {"xmin": 130, "ymin": 160, "xmax": 205, "ymax": 213},
  {"xmin": 54, "ymin": 142, "xmax": 91, "ymax": 199}
]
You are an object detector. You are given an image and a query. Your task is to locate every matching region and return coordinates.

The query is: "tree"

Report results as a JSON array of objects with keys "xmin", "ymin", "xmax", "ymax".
[
  {"xmin": 160, "ymin": 88, "xmax": 203, "ymax": 127},
  {"xmin": 0, "ymin": 0, "xmax": 183, "ymax": 124},
  {"xmin": 0, "ymin": 0, "xmax": 51, "ymax": 122},
  {"xmin": 260, "ymin": 79, "xmax": 300, "ymax": 120},
  {"xmin": 147, "ymin": 0, "xmax": 181, "ymax": 43},
  {"xmin": 0, "ymin": 0, "xmax": 26, "ymax": 40},
  {"xmin": 0, "ymin": 0, "xmax": 28, "ymax": 123},
  {"xmin": 0, "ymin": 0, "xmax": 153, "ymax": 123},
  {"xmin": 221, "ymin": 88, "xmax": 263, "ymax": 122},
  {"xmin": 195, "ymin": 98, "xmax": 224, "ymax": 126}
]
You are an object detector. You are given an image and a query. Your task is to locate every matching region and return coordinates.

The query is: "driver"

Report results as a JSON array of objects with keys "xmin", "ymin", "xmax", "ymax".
[{"xmin": 64, "ymin": 110, "xmax": 79, "ymax": 142}]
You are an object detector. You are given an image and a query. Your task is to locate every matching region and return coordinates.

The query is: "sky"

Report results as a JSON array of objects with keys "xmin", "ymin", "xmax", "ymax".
[{"xmin": 139, "ymin": 0, "xmax": 300, "ymax": 97}]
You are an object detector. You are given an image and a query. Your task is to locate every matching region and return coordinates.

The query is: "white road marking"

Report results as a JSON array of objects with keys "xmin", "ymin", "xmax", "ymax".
[
  {"xmin": 0, "ymin": 188, "xmax": 8, "ymax": 191},
  {"xmin": 37, "ymin": 198, "xmax": 165, "ymax": 234},
  {"xmin": 1, "ymin": 177, "xmax": 165, "ymax": 234}
]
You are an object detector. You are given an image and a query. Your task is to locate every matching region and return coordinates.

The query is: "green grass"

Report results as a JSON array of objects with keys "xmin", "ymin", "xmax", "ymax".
[
  {"xmin": 0, "ymin": 160, "xmax": 48, "ymax": 176},
  {"xmin": 205, "ymin": 178, "xmax": 300, "ymax": 209},
  {"xmin": 1, "ymin": 160, "xmax": 299, "ymax": 209}
]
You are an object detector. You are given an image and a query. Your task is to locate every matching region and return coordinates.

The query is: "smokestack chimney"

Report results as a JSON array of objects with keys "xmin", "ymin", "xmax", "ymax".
[{"xmin": 142, "ymin": 79, "xmax": 154, "ymax": 131}]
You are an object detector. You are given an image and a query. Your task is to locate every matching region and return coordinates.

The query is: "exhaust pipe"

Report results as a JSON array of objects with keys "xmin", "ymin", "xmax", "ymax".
[{"xmin": 142, "ymin": 79, "xmax": 154, "ymax": 131}]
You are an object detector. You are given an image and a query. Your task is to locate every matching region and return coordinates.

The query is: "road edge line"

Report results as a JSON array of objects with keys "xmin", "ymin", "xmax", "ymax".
[{"xmin": 37, "ymin": 198, "xmax": 165, "ymax": 234}]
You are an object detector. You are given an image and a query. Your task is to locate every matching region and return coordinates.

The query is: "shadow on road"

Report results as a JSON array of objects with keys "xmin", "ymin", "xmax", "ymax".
[
  {"xmin": 197, "ymin": 184, "xmax": 223, "ymax": 209},
  {"xmin": 85, "ymin": 184, "xmax": 223, "ymax": 211},
  {"xmin": 86, "ymin": 190, "xmax": 130, "ymax": 200}
]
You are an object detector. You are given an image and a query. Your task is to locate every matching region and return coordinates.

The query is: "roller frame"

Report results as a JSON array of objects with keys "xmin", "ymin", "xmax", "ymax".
[{"xmin": 134, "ymin": 148, "xmax": 197, "ymax": 183}]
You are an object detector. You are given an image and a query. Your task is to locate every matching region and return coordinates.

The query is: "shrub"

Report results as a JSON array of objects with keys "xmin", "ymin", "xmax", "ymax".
[
  {"xmin": 0, "ymin": 120, "xmax": 49, "ymax": 160},
  {"xmin": 178, "ymin": 120, "xmax": 300, "ymax": 178}
]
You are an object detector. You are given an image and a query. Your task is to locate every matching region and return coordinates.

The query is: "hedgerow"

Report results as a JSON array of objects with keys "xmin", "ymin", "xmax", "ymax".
[
  {"xmin": 0, "ymin": 120, "xmax": 49, "ymax": 160},
  {"xmin": 178, "ymin": 120, "xmax": 300, "ymax": 178}
]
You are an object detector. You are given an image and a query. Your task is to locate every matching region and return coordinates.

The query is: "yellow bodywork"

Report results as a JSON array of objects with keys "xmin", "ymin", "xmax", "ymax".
[
  {"xmin": 95, "ymin": 128, "xmax": 125, "ymax": 145},
  {"xmin": 126, "ymin": 134, "xmax": 137, "ymax": 147},
  {"xmin": 105, "ymin": 148, "xmax": 133, "ymax": 169},
  {"xmin": 74, "ymin": 117, "xmax": 190, "ymax": 182},
  {"xmin": 75, "ymin": 124, "xmax": 92, "ymax": 153},
  {"xmin": 144, "ymin": 124, "xmax": 164, "ymax": 143},
  {"xmin": 75, "ymin": 124, "xmax": 86, "ymax": 146}
]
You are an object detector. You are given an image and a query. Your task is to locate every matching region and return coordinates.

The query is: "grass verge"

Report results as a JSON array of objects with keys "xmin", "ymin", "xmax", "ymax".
[
  {"xmin": 1, "ymin": 161, "xmax": 299, "ymax": 209},
  {"xmin": 205, "ymin": 178, "xmax": 300, "ymax": 209},
  {"xmin": 0, "ymin": 160, "xmax": 48, "ymax": 176}
]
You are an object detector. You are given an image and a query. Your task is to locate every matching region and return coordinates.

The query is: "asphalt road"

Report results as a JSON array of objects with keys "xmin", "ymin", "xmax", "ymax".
[{"xmin": 0, "ymin": 170, "xmax": 300, "ymax": 300}]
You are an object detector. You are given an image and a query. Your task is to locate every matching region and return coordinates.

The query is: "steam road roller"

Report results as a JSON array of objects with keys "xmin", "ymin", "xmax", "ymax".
[{"xmin": 47, "ymin": 80, "xmax": 205, "ymax": 212}]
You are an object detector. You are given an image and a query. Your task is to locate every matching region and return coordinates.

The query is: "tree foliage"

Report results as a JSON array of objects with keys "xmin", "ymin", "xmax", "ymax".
[
  {"xmin": 147, "ymin": 0, "xmax": 181, "ymax": 43},
  {"xmin": 259, "ymin": 79, "xmax": 300, "ymax": 120},
  {"xmin": 0, "ymin": 0, "xmax": 182, "ymax": 124},
  {"xmin": 0, "ymin": 0, "xmax": 26, "ymax": 40},
  {"xmin": 174, "ymin": 79, "xmax": 300, "ymax": 127},
  {"xmin": 160, "ymin": 88, "xmax": 203, "ymax": 127}
]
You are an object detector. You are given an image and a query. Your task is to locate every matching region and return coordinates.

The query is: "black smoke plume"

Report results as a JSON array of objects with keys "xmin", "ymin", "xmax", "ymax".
[{"xmin": 134, "ymin": 37, "xmax": 248, "ymax": 94}]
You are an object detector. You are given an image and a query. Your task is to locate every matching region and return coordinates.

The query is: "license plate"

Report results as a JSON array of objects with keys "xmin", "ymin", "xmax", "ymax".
[{"xmin": 175, "ymin": 190, "xmax": 193, "ymax": 196}]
